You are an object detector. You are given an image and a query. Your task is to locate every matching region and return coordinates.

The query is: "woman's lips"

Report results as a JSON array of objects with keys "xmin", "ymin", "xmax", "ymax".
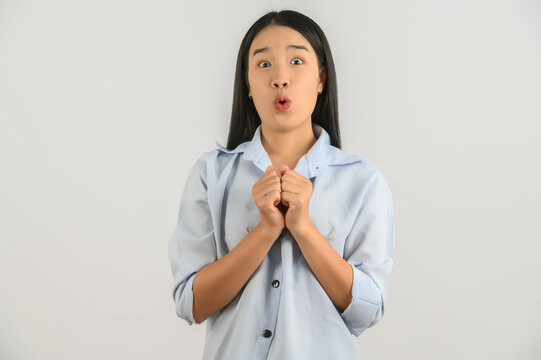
[{"xmin": 274, "ymin": 96, "xmax": 292, "ymax": 111}]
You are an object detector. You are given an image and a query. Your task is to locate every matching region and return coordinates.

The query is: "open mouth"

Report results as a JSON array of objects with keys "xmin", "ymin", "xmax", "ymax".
[{"xmin": 274, "ymin": 97, "xmax": 291, "ymax": 111}]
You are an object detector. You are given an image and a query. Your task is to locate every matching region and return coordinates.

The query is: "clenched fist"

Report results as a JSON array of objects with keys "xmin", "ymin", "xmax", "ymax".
[
  {"xmin": 251, "ymin": 166, "xmax": 285, "ymax": 237},
  {"xmin": 252, "ymin": 164, "xmax": 313, "ymax": 237}
]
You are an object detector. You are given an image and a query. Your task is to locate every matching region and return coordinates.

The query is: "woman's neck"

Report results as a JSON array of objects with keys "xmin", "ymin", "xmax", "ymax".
[{"xmin": 260, "ymin": 121, "xmax": 317, "ymax": 170}]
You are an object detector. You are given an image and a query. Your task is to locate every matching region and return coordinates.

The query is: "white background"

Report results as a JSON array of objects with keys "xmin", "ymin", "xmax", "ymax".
[{"xmin": 1, "ymin": 1, "xmax": 540, "ymax": 359}]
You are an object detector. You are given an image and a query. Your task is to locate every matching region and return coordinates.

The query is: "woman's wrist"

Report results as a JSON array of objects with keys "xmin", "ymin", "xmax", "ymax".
[{"xmin": 254, "ymin": 223, "xmax": 283, "ymax": 243}]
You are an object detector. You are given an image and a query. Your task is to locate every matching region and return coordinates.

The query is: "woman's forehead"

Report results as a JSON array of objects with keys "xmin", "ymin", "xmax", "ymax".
[
  {"xmin": 250, "ymin": 26, "xmax": 313, "ymax": 56},
  {"xmin": 251, "ymin": 26, "xmax": 308, "ymax": 48}
]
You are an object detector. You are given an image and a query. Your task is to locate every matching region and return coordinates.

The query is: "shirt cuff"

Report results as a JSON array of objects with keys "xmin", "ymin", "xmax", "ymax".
[
  {"xmin": 176, "ymin": 272, "xmax": 199, "ymax": 326},
  {"xmin": 339, "ymin": 262, "xmax": 382, "ymax": 336}
]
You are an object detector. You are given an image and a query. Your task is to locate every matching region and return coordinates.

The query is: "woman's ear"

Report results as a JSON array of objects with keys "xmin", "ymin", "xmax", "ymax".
[{"xmin": 318, "ymin": 66, "xmax": 327, "ymax": 93}]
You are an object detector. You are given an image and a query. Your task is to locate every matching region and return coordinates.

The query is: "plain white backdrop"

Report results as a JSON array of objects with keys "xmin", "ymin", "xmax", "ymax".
[{"xmin": 1, "ymin": 1, "xmax": 540, "ymax": 359}]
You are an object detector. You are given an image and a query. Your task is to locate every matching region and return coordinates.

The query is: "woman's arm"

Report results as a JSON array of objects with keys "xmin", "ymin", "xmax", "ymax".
[
  {"xmin": 192, "ymin": 224, "xmax": 280, "ymax": 323},
  {"xmin": 289, "ymin": 223, "xmax": 354, "ymax": 312}
]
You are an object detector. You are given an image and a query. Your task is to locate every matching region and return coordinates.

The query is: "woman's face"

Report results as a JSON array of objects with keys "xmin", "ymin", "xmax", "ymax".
[{"xmin": 247, "ymin": 25, "xmax": 326, "ymax": 132}]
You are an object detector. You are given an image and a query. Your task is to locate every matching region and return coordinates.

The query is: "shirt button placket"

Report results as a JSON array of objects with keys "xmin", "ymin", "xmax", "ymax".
[
  {"xmin": 253, "ymin": 233, "xmax": 283, "ymax": 360},
  {"xmin": 261, "ymin": 279, "xmax": 279, "ymax": 342}
]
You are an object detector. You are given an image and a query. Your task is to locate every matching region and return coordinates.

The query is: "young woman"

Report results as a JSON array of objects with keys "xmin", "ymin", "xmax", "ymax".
[{"xmin": 168, "ymin": 9, "xmax": 395, "ymax": 360}]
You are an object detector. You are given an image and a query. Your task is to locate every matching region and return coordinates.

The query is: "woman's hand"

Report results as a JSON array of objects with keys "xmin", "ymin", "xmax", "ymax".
[
  {"xmin": 280, "ymin": 165, "xmax": 313, "ymax": 234},
  {"xmin": 252, "ymin": 165, "xmax": 286, "ymax": 237}
]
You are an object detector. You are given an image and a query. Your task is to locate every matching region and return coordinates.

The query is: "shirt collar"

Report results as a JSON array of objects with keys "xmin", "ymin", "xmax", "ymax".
[{"xmin": 216, "ymin": 123, "xmax": 361, "ymax": 178}]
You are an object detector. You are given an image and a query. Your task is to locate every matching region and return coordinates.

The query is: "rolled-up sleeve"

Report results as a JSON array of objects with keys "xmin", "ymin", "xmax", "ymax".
[
  {"xmin": 168, "ymin": 155, "xmax": 217, "ymax": 326},
  {"xmin": 340, "ymin": 168, "xmax": 395, "ymax": 336}
]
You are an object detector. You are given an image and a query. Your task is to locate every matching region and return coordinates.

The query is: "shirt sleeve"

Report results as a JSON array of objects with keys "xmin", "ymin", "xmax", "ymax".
[
  {"xmin": 168, "ymin": 155, "xmax": 217, "ymax": 326},
  {"xmin": 339, "ymin": 168, "xmax": 395, "ymax": 336}
]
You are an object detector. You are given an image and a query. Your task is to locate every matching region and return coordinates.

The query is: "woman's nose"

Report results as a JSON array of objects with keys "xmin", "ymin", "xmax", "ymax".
[
  {"xmin": 271, "ymin": 66, "xmax": 290, "ymax": 89},
  {"xmin": 273, "ymin": 80, "xmax": 289, "ymax": 89}
]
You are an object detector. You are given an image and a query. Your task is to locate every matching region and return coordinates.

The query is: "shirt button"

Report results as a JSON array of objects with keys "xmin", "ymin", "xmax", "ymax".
[
  {"xmin": 272, "ymin": 280, "xmax": 280, "ymax": 288},
  {"xmin": 262, "ymin": 329, "xmax": 272, "ymax": 338}
]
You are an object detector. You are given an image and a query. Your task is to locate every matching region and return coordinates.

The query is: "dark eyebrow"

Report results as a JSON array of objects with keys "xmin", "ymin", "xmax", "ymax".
[{"xmin": 252, "ymin": 44, "xmax": 309, "ymax": 57}]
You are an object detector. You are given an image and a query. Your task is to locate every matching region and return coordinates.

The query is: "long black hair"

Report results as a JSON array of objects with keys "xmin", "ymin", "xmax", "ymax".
[{"xmin": 225, "ymin": 9, "xmax": 342, "ymax": 150}]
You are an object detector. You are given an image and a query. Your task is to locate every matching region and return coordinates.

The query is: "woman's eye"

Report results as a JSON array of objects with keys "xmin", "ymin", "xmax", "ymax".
[{"xmin": 257, "ymin": 58, "xmax": 303, "ymax": 68}]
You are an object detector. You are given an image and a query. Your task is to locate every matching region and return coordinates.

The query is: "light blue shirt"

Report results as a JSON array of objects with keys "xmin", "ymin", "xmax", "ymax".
[{"xmin": 168, "ymin": 123, "xmax": 395, "ymax": 359}]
